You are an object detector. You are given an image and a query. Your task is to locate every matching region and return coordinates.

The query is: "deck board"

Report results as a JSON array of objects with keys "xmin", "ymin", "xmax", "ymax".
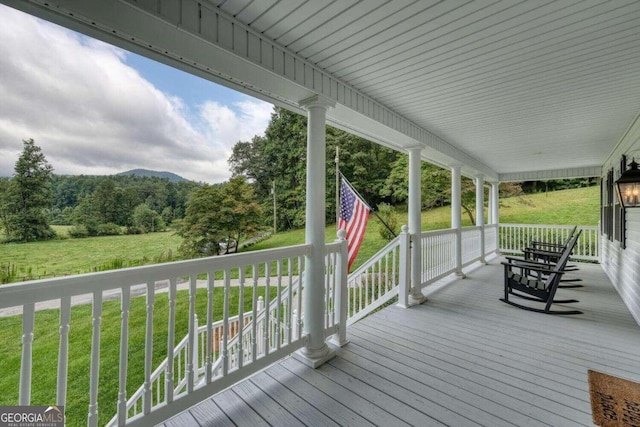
[
  {"xmin": 163, "ymin": 260, "xmax": 640, "ymax": 427},
  {"xmin": 186, "ymin": 397, "xmax": 232, "ymax": 427},
  {"xmin": 248, "ymin": 371, "xmax": 341, "ymax": 427},
  {"xmin": 213, "ymin": 388, "xmax": 266, "ymax": 426}
]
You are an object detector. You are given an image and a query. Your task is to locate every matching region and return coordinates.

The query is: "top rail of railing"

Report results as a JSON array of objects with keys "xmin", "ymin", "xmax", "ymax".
[{"xmin": 0, "ymin": 244, "xmax": 311, "ymax": 309}]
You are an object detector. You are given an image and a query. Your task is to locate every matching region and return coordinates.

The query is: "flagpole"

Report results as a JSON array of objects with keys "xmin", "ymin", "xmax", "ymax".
[
  {"xmin": 335, "ymin": 146, "xmax": 340, "ymax": 225},
  {"xmin": 340, "ymin": 172, "xmax": 397, "ymax": 238}
]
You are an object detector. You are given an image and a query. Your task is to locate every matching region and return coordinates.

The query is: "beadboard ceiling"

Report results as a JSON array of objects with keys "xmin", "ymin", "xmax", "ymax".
[{"xmin": 212, "ymin": 0, "xmax": 640, "ymax": 177}]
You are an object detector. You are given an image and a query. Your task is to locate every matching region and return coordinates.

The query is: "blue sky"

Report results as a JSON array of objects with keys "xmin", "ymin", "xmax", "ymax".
[
  {"xmin": 124, "ymin": 54, "xmax": 248, "ymax": 117},
  {"xmin": 0, "ymin": 4, "xmax": 273, "ymax": 183}
]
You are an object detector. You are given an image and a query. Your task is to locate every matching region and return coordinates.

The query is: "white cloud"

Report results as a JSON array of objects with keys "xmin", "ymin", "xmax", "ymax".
[{"xmin": 0, "ymin": 4, "xmax": 272, "ymax": 183}]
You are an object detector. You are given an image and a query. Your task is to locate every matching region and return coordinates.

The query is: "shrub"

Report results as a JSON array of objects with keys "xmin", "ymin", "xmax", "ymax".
[
  {"xmin": 96, "ymin": 223, "xmax": 122, "ymax": 236},
  {"xmin": 377, "ymin": 203, "xmax": 399, "ymax": 241},
  {"xmin": 68, "ymin": 225, "xmax": 89, "ymax": 238},
  {"xmin": 126, "ymin": 225, "xmax": 145, "ymax": 235}
]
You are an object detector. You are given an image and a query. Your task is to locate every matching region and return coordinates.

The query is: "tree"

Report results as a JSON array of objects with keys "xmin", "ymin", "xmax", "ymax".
[
  {"xmin": 4, "ymin": 139, "xmax": 56, "ymax": 242},
  {"xmin": 230, "ymin": 109, "xmax": 307, "ymax": 230},
  {"xmin": 132, "ymin": 204, "xmax": 165, "ymax": 233},
  {"xmin": 382, "ymin": 156, "xmax": 450, "ymax": 208},
  {"xmin": 69, "ymin": 195, "xmax": 99, "ymax": 237},
  {"xmin": 178, "ymin": 177, "xmax": 262, "ymax": 257},
  {"xmin": 0, "ymin": 178, "xmax": 12, "ymax": 238},
  {"xmin": 93, "ymin": 179, "xmax": 119, "ymax": 224}
]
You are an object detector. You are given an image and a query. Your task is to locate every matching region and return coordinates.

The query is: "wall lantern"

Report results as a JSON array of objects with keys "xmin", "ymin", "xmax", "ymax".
[{"xmin": 616, "ymin": 158, "xmax": 640, "ymax": 208}]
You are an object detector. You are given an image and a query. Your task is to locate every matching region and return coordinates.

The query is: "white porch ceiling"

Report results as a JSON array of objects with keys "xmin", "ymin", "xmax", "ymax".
[
  {"xmin": 5, "ymin": 0, "xmax": 640, "ymax": 181},
  {"xmin": 212, "ymin": 0, "xmax": 640, "ymax": 179}
]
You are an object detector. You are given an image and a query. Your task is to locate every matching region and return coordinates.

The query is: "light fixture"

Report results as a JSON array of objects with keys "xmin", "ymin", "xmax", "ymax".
[{"xmin": 616, "ymin": 158, "xmax": 640, "ymax": 208}]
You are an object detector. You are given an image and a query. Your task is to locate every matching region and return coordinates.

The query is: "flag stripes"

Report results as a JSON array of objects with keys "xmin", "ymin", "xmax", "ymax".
[{"xmin": 338, "ymin": 177, "xmax": 370, "ymax": 272}]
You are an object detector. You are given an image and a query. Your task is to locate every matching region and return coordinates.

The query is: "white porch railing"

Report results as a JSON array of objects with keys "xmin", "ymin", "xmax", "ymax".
[
  {"xmin": 0, "ymin": 239, "xmax": 350, "ymax": 427},
  {"xmin": 461, "ymin": 226, "xmax": 483, "ymax": 266},
  {"xmin": 417, "ymin": 224, "xmax": 499, "ymax": 291},
  {"xmin": 499, "ymin": 224, "xmax": 599, "ymax": 261},
  {"xmin": 346, "ymin": 235, "xmax": 402, "ymax": 325},
  {"xmin": 419, "ymin": 228, "xmax": 456, "ymax": 284}
]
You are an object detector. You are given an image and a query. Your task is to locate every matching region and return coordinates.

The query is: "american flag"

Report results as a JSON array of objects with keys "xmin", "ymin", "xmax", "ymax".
[{"xmin": 338, "ymin": 177, "xmax": 370, "ymax": 272}]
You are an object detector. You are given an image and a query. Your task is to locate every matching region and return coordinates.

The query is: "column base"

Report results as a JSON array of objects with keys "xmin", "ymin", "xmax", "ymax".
[
  {"xmin": 455, "ymin": 271, "xmax": 467, "ymax": 279},
  {"xmin": 408, "ymin": 292, "xmax": 427, "ymax": 305},
  {"xmin": 294, "ymin": 343, "xmax": 336, "ymax": 368}
]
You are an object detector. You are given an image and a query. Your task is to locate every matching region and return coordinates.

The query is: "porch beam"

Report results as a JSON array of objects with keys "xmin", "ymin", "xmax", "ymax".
[
  {"xmin": 499, "ymin": 166, "xmax": 601, "ymax": 182},
  {"xmin": 296, "ymin": 94, "xmax": 336, "ymax": 368},
  {"xmin": 450, "ymin": 165, "xmax": 465, "ymax": 278},
  {"xmin": 408, "ymin": 147, "xmax": 427, "ymax": 305}
]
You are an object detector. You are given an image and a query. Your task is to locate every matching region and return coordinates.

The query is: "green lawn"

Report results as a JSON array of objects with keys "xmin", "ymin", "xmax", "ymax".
[{"xmin": 0, "ymin": 231, "xmax": 182, "ymax": 282}]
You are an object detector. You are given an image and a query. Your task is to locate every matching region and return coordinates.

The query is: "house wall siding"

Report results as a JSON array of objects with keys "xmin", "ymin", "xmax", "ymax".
[{"xmin": 601, "ymin": 114, "xmax": 640, "ymax": 326}]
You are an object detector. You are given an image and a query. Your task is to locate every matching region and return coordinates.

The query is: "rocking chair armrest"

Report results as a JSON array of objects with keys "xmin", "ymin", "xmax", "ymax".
[
  {"xmin": 504, "ymin": 256, "xmax": 555, "ymax": 268},
  {"xmin": 524, "ymin": 247, "xmax": 563, "ymax": 256},
  {"xmin": 501, "ymin": 261, "xmax": 566, "ymax": 275},
  {"xmin": 530, "ymin": 241, "xmax": 565, "ymax": 249}
]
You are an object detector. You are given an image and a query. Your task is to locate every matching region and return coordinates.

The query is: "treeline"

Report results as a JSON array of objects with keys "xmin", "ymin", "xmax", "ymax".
[
  {"xmin": 230, "ymin": 108, "xmax": 599, "ymax": 232},
  {"xmin": 48, "ymin": 174, "xmax": 200, "ymax": 236},
  {"xmin": 0, "ymin": 139, "xmax": 203, "ymax": 242}
]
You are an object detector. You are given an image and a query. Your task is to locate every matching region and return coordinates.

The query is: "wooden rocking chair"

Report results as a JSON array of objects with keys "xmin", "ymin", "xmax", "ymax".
[
  {"xmin": 500, "ymin": 233, "xmax": 582, "ymax": 315},
  {"xmin": 521, "ymin": 228, "xmax": 583, "ymax": 288}
]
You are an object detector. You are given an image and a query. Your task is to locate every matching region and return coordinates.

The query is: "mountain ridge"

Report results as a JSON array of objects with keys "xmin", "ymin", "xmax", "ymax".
[{"xmin": 116, "ymin": 168, "xmax": 188, "ymax": 183}]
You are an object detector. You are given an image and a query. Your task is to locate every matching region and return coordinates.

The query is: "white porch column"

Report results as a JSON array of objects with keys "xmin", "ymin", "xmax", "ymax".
[
  {"xmin": 475, "ymin": 174, "xmax": 486, "ymax": 263},
  {"xmin": 451, "ymin": 164, "xmax": 465, "ymax": 278},
  {"xmin": 296, "ymin": 94, "xmax": 336, "ymax": 368},
  {"xmin": 490, "ymin": 182, "xmax": 500, "ymax": 224},
  {"xmin": 408, "ymin": 147, "xmax": 427, "ymax": 305}
]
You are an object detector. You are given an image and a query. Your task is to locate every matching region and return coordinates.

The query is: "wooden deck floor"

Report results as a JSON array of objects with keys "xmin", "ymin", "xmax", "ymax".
[{"xmin": 161, "ymin": 260, "xmax": 640, "ymax": 427}]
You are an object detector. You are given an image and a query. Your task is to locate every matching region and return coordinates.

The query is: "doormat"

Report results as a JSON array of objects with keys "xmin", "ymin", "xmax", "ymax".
[{"xmin": 588, "ymin": 369, "xmax": 640, "ymax": 426}]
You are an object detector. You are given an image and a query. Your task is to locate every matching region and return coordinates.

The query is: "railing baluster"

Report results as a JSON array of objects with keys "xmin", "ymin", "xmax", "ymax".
[
  {"xmin": 117, "ymin": 287, "xmax": 130, "ymax": 426},
  {"xmin": 205, "ymin": 272, "xmax": 214, "ymax": 384},
  {"xmin": 252, "ymin": 264, "xmax": 258, "ymax": 360},
  {"xmin": 297, "ymin": 257, "xmax": 304, "ymax": 341},
  {"xmin": 19, "ymin": 302, "xmax": 35, "ymax": 406},
  {"xmin": 88, "ymin": 291, "xmax": 102, "ymax": 427},
  {"xmin": 287, "ymin": 257, "xmax": 293, "ymax": 345},
  {"xmin": 238, "ymin": 267, "xmax": 245, "ymax": 368},
  {"xmin": 187, "ymin": 276, "xmax": 197, "ymax": 393},
  {"xmin": 142, "ymin": 283, "xmax": 156, "ymax": 410},
  {"xmin": 165, "ymin": 279, "xmax": 176, "ymax": 404},
  {"xmin": 264, "ymin": 262, "xmax": 270, "ymax": 356},
  {"xmin": 324, "ymin": 255, "xmax": 331, "ymax": 329},
  {"xmin": 155, "ymin": 374, "xmax": 161, "ymax": 407},
  {"xmin": 222, "ymin": 269, "xmax": 231, "ymax": 375},
  {"xmin": 56, "ymin": 296, "xmax": 70, "ymax": 407},
  {"xmin": 276, "ymin": 259, "xmax": 282, "ymax": 349}
]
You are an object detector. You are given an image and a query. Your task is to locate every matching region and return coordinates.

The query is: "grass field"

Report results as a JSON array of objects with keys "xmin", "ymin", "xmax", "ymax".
[
  {"xmin": 0, "ymin": 231, "xmax": 182, "ymax": 282},
  {"xmin": 0, "ymin": 186, "xmax": 600, "ymax": 425}
]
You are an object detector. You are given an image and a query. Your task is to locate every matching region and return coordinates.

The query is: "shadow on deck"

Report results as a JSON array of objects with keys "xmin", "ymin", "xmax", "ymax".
[{"xmin": 163, "ymin": 260, "xmax": 640, "ymax": 427}]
